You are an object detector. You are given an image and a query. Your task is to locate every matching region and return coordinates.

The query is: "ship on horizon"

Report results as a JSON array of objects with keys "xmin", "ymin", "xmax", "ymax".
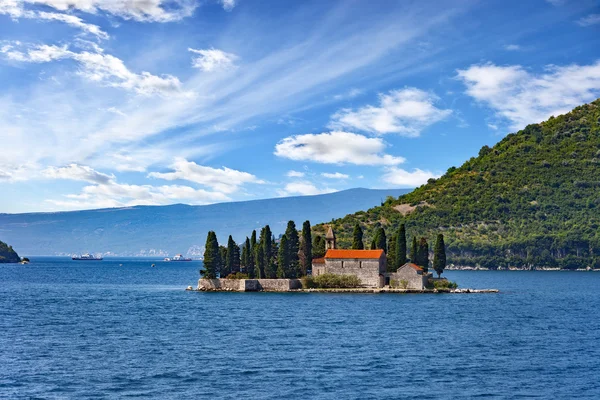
[
  {"xmin": 72, "ymin": 253, "xmax": 103, "ymax": 261},
  {"xmin": 164, "ymin": 254, "xmax": 192, "ymax": 262}
]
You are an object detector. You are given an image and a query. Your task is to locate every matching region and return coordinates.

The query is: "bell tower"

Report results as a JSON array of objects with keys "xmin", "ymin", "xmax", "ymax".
[{"xmin": 325, "ymin": 226, "xmax": 336, "ymax": 250}]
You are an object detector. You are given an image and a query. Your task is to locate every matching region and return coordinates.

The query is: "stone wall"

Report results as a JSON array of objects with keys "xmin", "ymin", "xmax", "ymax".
[
  {"xmin": 387, "ymin": 267, "xmax": 428, "ymax": 290},
  {"xmin": 318, "ymin": 258, "xmax": 384, "ymax": 287},
  {"xmin": 198, "ymin": 278, "xmax": 302, "ymax": 292}
]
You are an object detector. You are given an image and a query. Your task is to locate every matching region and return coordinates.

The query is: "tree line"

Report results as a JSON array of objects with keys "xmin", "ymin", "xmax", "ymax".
[
  {"xmin": 201, "ymin": 220, "xmax": 318, "ymax": 279},
  {"xmin": 201, "ymin": 221, "xmax": 447, "ymax": 279}
]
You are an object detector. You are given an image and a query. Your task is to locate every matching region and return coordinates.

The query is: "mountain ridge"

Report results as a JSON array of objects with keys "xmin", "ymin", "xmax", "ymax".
[{"xmin": 0, "ymin": 188, "xmax": 410, "ymax": 256}]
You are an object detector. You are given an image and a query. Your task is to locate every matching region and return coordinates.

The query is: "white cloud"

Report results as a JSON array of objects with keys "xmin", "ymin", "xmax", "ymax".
[
  {"xmin": 286, "ymin": 170, "xmax": 305, "ymax": 178},
  {"xmin": 577, "ymin": 14, "xmax": 600, "ymax": 27},
  {"xmin": 43, "ymin": 164, "xmax": 115, "ymax": 184},
  {"xmin": 457, "ymin": 61, "xmax": 600, "ymax": 130},
  {"xmin": 329, "ymin": 88, "xmax": 451, "ymax": 136},
  {"xmin": 278, "ymin": 181, "xmax": 335, "ymax": 196},
  {"xmin": 19, "ymin": 0, "xmax": 197, "ymax": 22},
  {"xmin": 188, "ymin": 48, "xmax": 238, "ymax": 72},
  {"xmin": 504, "ymin": 44, "xmax": 521, "ymax": 51},
  {"xmin": 220, "ymin": 0, "xmax": 236, "ymax": 11},
  {"xmin": 0, "ymin": 3, "xmax": 110, "ymax": 39},
  {"xmin": 381, "ymin": 167, "xmax": 439, "ymax": 187},
  {"xmin": 147, "ymin": 158, "xmax": 264, "ymax": 194},
  {"xmin": 321, "ymin": 172, "xmax": 349, "ymax": 179},
  {"xmin": 1, "ymin": 43, "xmax": 187, "ymax": 97},
  {"xmin": 274, "ymin": 131, "xmax": 405, "ymax": 166}
]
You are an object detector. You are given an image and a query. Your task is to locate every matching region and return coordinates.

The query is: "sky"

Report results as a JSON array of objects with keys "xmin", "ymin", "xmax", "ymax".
[{"xmin": 0, "ymin": 0, "xmax": 599, "ymax": 213}]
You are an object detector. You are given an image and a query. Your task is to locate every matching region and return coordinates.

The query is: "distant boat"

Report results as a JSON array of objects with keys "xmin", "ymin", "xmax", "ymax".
[
  {"xmin": 164, "ymin": 254, "xmax": 192, "ymax": 262},
  {"xmin": 72, "ymin": 253, "xmax": 103, "ymax": 261}
]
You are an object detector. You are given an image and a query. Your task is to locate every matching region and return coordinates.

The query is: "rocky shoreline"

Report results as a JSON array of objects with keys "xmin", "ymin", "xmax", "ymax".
[{"xmin": 186, "ymin": 286, "xmax": 499, "ymax": 294}]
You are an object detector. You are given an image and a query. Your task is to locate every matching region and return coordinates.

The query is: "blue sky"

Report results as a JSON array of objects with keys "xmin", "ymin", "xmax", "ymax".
[{"xmin": 0, "ymin": 0, "xmax": 599, "ymax": 213}]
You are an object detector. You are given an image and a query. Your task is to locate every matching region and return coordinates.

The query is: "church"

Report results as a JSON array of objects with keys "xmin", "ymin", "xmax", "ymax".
[{"xmin": 312, "ymin": 226, "xmax": 430, "ymax": 289}]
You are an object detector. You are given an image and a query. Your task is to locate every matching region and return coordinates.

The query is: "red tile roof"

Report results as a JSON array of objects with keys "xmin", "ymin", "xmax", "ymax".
[
  {"xmin": 312, "ymin": 257, "xmax": 325, "ymax": 264},
  {"xmin": 324, "ymin": 249, "xmax": 385, "ymax": 260},
  {"xmin": 402, "ymin": 263, "xmax": 424, "ymax": 272}
]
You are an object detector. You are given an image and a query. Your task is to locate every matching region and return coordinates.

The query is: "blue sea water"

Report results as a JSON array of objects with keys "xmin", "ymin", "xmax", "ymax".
[{"xmin": 1, "ymin": 257, "xmax": 600, "ymax": 399}]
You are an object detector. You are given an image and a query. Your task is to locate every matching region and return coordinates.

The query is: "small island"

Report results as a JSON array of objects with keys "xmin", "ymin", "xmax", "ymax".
[
  {"xmin": 0, "ymin": 240, "xmax": 21, "ymax": 263},
  {"xmin": 194, "ymin": 223, "xmax": 497, "ymax": 294}
]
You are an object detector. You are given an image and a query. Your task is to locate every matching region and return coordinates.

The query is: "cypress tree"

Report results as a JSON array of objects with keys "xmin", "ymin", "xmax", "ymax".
[
  {"xmin": 263, "ymin": 226, "xmax": 275, "ymax": 278},
  {"xmin": 395, "ymin": 224, "xmax": 407, "ymax": 270},
  {"xmin": 218, "ymin": 245, "xmax": 228, "ymax": 277},
  {"xmin": 376, "ymin": 227, "xmax": 387, "ymax": 252},
  {"xmin": 299, "ymin": 220, "xmax": 312, "ymax": 276},
  {"xmin": 352, "ymin": 224, "xmax": 364, "ymax": 250},
  {"xmin": 226, "ymin": 235, "xmax": 236, "ymax": 274},
  {"xmin": 233, "ymin": 244, "xmax": 241, "ymax": 273},
  {"xmin": 410, "ymin": 236, "xmax": 418, "ymax": 264},
  {"xmin": 387, "ymin": 234, "xmax": 396, "ymax": 272},
  {"xmin": 243, "ymin": 237, "xmax": 251, "ymax": 275},
  {"xmin": 277, "ymin": 234, "xmax": 289, "ymax": 278},
  {"xmin": 418, "ymin": 237, "xmax": 429, "ymax": 271},
  {"xmin": 312, "ymin": 235, "xmax": 326, "ymax": 259},
  {"xmin": 285, "ymin": 221, "xmax": 300, "ymax": 278},
  {"xmin": 255, "ymin": 240, "xmax": 265, "ymax": 279},
  {"xmin": 433, "ymin": 234, "xmax": 446, "ymax": 278},
  {"xmin": 201, "ymin": 231, "xmax": 219, "ymax": 279},
  {"xmin": 249, "ymin": 234, "xmax": 256, "ymax": 277}
]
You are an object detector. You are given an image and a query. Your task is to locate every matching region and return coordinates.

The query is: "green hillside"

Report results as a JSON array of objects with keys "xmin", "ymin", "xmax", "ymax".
[
  {"xmin": 315, "ymin": 99, "xmax": 600, "ymax": 270},
  {"xmin": 0, "ymin": 240, "xmax": 20, "ymax": 263}
]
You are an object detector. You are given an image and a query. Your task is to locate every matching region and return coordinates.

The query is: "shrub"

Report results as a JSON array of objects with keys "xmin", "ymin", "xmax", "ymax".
[
  {"xmin": 305, "ymin": 273, "xmax": 362, "ymax": 288},
  {"xmin": 225, "ymin": 272, "xmax": 249, "ymax": 279},
  {"xmin": 432, "ymin": 279, "xmax": 458, "ymax": 289},
  {"xmin": 390, "ymin": 279, "xmax": 409, "ymax": 289}
]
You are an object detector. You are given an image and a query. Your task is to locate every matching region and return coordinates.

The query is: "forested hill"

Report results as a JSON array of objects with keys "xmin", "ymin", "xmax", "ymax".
[
  {"xmin": 315, "ymin": 99, "xmax": 600, "ymax": 270},
  {"xmin": 0, "ymin": 240, "xmax": 20, "ymax": 263}
]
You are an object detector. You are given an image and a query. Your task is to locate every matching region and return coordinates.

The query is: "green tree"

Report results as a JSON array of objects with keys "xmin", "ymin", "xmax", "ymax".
[
  {"xmin": 410, "ymin": 236, "xmax": 418, "ymax": 264},
  {"xmin": 417, "ymin": 237, "xmax": 429, "ymax": 271},
  {"xmin": 395, "ymin": 224, "xmax": 407, "ymax": 270},
  {"xmin": 376, "ymin": 227, "xmax": 387, "ymax": 252},
  {"xmin": 312, "ymin": 235, "xmax": 326, "ymax": 259},
  {"xmin": 299, "ymin": 220, "xmax": 312, "ymax": 276},
  {"xmin": 255, "ymin": 240, "xmax": 265, "ymax": 279},
  {"xmin": 201, "ymin": 231, "xmax": 219, "ymax": 279},
  {"xmin": 277, "ymin": 234, "xmax": 289, "ymax": 278},
  {"xmin": 352, "ymin": 224, "xmax": 364, "ymax": 249},
  {"xmin": 226, "ymin": 235, "xmax": 237, "ymax": 274},
  {"xmin": 433, "ymin": 234, "xmax": 447, "ymax": 277},
  {"xmin": 286, "ymin": 221, "xmax": 300, "ymax": 278},
  {"xmin": 218, "ymin": 245, "xmax": 228, "ymax": 277},
  {"xmin": 387, "ymin": 234, "xmax": 397, "ymax": 272}
]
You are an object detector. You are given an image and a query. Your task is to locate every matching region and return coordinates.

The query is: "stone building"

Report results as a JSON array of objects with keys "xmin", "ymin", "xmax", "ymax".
[
  {"xmin": 386, "ymin": 263, "xmax": 430, "ymax": 290},
  {"xmin": 311, "ymin": 227, "xmax": 431, "ymax": 289},
  {"xmin": 313, "ymin": 249, "xmax": 386, "ymax": 288}
]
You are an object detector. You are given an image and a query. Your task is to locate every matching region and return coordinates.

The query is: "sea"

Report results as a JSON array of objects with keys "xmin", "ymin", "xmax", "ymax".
[{"xmin": 1, "ymin": 257, "xmax": 599, "ymax": 399}]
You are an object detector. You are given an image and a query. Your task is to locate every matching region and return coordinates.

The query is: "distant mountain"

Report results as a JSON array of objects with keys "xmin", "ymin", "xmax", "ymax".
[
  {"xmin": 0, "ymin": 188, "xmax": 410, "ymax": 256},
  {"xmin": 315, "ymin": 99, "xmax": 600, "ymax": 270},
  {"xmin": 0, "ymin": 240, "xmax": 20, "ymax": 263}
]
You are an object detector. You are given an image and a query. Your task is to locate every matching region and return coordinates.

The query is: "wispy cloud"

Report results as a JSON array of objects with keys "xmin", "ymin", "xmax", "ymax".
[
  {"xmin": 457, "ymin": 61, "xmax": 600, "ymax": 130},
  {"xmin": 328, "ymin": 88, "xmax": 451, "ymax": 136},
  {"xmin": 274, "ymin": 131, "xmax": 405, "ymax": 166},
  {"xmin": 188, "ymin": 48, "xmax": 238, "ymax": 72},
  {"xmin": 577, "ymin": 14, "xmax": 600, "ymax": 27},
  {"xmin": 220, "ymin": 0, "xmax": 236, "ymax": 12},
  {"xmin": 43, "ymin": 164, "xmax": 115, "ymax": 184},
  {"xmin": 17, "ymin": 0, "xmax": 198, "ymax": 22},
  {"xmin": 2, "ymin": 43, "xmax": 188, "ymax": 97},
  {"xmin": 503, "ymin": 44, "xmax": 521, "ymax": 51}
]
